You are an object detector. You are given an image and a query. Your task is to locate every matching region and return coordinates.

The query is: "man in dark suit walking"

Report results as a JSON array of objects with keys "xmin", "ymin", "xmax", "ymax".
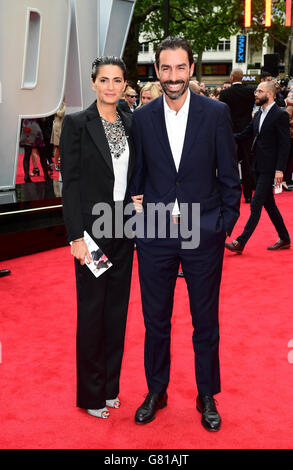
[
  {"xmin": 225, "ymin": 80, "xmax": 291, "ymax": 254},
  {"xmin": 219, "ymin": 68, "xmax": 255, "ymax": 203},
  {"xmin": 130, "ymin": 37, "xmax": 241, "ymax": 431}
]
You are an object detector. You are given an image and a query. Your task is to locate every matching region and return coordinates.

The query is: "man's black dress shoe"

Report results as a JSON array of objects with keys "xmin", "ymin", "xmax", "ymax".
[
  {"xmin": 135, "ymin": 392, "xmax": 167, "ymax": 424},
  {"xmin": 0, "ymin": 269, "xmax": 11, "ymax": 278},
  {"xmin": 196, "ymin": 395, "xmax": 221, "ymax": 432},
  {"xmin": 225, "ymin": 240, "xmax": 244, "ymax": 254},
  {"xmin": 267, "ymin": 238, "xmax": 291, "ymax": 250}
]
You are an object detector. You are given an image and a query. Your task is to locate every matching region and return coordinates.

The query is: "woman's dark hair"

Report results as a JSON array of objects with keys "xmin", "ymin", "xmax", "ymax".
[
  {"xmin": 155, "ymin": 36, "xmax": 194, "ymax": 68},
  {"xmin": 91, "ymin": 56, "xmax": 127, "ymax": 81}
]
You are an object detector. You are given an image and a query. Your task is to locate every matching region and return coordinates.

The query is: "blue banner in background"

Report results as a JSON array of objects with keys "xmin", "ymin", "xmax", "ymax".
[{"xmin": 236, "ymin": 35, "xmax": 247, "ymax": 63}]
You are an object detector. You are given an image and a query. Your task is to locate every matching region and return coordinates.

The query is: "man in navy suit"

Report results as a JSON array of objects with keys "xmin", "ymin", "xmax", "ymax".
[
  {"xmin": 130, "ymin": 37, "xmax": 241, "ymax": 431},
  {"xmin": 225, "ymin": 80, "xmax": 290, "ymax": 254}
]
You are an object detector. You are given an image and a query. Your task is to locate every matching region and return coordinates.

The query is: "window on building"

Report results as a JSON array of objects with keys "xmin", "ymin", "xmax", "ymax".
[
  {"xmin": 201, "ymin": 63, "xmax": 230, "ymax": 76},
  {"xmin": 205, "ymin": 40, "xmax": 230, "ymax": 52},
  {"xmin": 205, "ymin": 45, "xmax": 217, "ymax": 52},
  {"xmin": 139, "ymin": 43, "xmax": 150, "ymax": 54},
  {"xmin": 218, "ymin": 40, "xmax": 230, "ymax": 51}
]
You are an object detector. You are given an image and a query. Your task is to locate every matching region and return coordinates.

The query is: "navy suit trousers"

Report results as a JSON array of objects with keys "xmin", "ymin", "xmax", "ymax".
[{"xmin": 136, "ymin": 224, "xmax": 226, "ymax": 397}]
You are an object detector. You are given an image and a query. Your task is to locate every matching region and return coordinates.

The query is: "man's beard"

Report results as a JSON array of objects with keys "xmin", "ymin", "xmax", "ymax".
[
  {"xmin": 160, "ymin": 79, "xmax": 189, "ymax": 100},
  {"xmin": 256, "ymin": 94, "xmax": 269, "ymax": 106}
]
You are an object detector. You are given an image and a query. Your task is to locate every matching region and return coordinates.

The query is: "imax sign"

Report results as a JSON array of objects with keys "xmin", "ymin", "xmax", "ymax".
[{"xmin": 236, "ymin": 35, "xmax": 247, "ymax": 64}]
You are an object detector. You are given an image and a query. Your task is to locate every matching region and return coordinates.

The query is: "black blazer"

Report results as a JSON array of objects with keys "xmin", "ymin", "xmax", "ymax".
[
  {"xmin": 117, "ymin": 100, "xmax": 132, "ymax": 114},
  {"xmin": 235, "ymin": 103, "xmax": 290, "ymax": 174},
  {"xmin": 60, "ymin": 101, "xmax": 135, "ymax": 242},
  {"xmin": 219, "ymin": 83, "xmax": 255, "ymax": 132}
]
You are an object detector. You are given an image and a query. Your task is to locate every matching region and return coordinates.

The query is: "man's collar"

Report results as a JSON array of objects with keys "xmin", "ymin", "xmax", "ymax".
[
  {"xmin": 163, "ymin": 89, "xmax": 190, "ymax": 115},
  {"xmin": 261, "ymin": 101, "xmax": 275, "ymax": 113}
]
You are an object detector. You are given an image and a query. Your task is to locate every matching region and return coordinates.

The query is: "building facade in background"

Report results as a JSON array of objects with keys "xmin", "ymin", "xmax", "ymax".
[{"xmin": 137, "ymin": 32, "xmax": 281, "ymax": 87}]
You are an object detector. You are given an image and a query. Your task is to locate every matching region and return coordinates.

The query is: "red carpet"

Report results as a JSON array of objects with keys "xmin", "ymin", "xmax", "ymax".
[
  {"xmin": 0, "ymin": 192, "xmax": 293, "ymax": 450},
  {"xmin": 16, "ymin": 153, "xmax": 60, "ymax": 184}
]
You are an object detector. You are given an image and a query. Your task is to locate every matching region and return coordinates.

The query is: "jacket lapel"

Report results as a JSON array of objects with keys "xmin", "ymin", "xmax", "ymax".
[
  {"xmin": 178, "ymin": 92, "xmax": 204, "ymax": 174},
  {"xmin": 151, "ymin": 96, "xmax": 177, "ymax": 173},
  {"xmin": 259, "ymin": 103, "xmax": 278, "ymax": 135},
  {"xmin": 85, "ymin": 101, "xmax": 113, "ymax": 173},
  {"xmin": 118, "ymin": 108, "xmax": 135, "ymax": 184},
  {"xmin": 253, "ymin": 110, "xmax": 261, "ymax": 136}
]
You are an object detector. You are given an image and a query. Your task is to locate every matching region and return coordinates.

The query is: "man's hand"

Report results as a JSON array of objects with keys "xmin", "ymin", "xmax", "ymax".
[
  {"xmin": 275, "ymin": 170, "xmax": 283, "ymax": 188},
  {"xmin": 71, "ymin": 239, "xmax": 92, "ymax": 265},
  {"xmin": 132, "ymin": 194, "xmax": 144, "ymax": 213}
]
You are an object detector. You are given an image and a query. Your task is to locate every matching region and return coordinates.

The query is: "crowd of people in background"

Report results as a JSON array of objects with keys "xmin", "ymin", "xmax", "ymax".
[
  {"xmin": 19, "ymin": 98, "xmax": 66, "ymax": 183},
  {"xmin": 18, "ymin": 70, "xmax": 293, "ymax": 192},
  {"xmin": 118, "ymin": 70, "xmax": 293, "ymax": 194}
]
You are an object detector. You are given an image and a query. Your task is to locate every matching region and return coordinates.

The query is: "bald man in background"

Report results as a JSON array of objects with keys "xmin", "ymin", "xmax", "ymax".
[
  {"xmin": 189, "ymin": 79, "xmax": 200, "ymax": 94},
  {"xmin": 220, "ymin": 68, "xmax": 256, "ymax": 203}
]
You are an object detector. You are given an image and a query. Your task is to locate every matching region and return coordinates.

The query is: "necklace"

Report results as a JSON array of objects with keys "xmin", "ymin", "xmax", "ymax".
[{"xmin": 100, "ymin": 112, "xmax": 127, "ymax": 159}]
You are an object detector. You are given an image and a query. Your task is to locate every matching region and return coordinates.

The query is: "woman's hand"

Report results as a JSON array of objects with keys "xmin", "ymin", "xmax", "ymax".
[
  {"xmin": 71, "ymin": 239, "xmax": 92, "ymax": 265},
  {"xmin": 131, "ymin": 194, "xmax": 144, "ymax": 213},
  {"xmin": 275, "ymin": 170, "xmax": 283, "ymax": 188}
]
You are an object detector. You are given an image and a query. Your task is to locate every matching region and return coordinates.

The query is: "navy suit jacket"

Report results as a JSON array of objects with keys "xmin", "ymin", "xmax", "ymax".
[
  {"xmin": 130, "ymin": 91, "xmax": 241, "ymax": 239},
  {"xmin": 235, "ymin": 103, "xmax": 290, "ymax": 174}
]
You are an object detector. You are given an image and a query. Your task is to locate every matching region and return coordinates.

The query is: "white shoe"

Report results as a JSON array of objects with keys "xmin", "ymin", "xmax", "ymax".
[
  {"xmin": 87, "ymin": 407, "xmax": 109, "ymax": 418},
  {"xmin": 106, "ymin": 397, "xmax": 120, "ymax": 408}
]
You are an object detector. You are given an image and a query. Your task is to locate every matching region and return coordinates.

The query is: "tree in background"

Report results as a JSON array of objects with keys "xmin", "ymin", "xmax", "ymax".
[
  {"xmin": 123, "ymin": 0, "xmax": 291, "ymax": 84},
  {"xmin": 122, "ymin": 1, "xmax": 161, "ymax": 85},
  {"xmin": 244, "ymin": 0, "xmax": 290, "ymax": 75}
]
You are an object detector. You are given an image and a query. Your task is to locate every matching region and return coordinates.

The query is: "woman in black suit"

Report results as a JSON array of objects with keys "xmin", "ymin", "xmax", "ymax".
[{"xmin": 60, "ymin": 57, "xmax": 135, "ymax": 419}]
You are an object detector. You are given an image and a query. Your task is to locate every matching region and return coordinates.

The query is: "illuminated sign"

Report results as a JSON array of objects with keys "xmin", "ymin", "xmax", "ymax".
[
  {"xmin": 265, "ymin": 0, "xmax": 272, "ymax": 27},
  {"xmin": 244, "ymin": 0, "xmax": 252, "ymax": 28},
  {"xmin": 245, "ymin": 0, "xmax": 292, "ymax": 28},
  {"xmin": 236, "ymin": 35, "xmax": 247, "ymax": 63},
  {"xmin": 285, "ymin": 0, "xmax": 292, "ymax": 26},
  {"xmin": 242, "ymin": 75, "xmax": 259, "ymax": 83}
]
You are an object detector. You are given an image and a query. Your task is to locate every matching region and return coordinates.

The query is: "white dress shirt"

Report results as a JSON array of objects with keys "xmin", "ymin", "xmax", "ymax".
[
  {"xmin": 259, "ymin": 101, "xmax": 275, "ymax": 132},
  {"xmin": 112, "ymin": 141, "xmax": 129, "ymax": 201},
  {"xmin": 163, "ymin": 89, "xmax": 190, "ymax": 215}
]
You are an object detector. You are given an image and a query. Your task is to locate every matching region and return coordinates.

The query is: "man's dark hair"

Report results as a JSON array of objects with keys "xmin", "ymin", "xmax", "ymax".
[
  {"xmin": 91, "ymin": 56, "xmax": 127, "ymax": 81},
  {"xmin": 260, "ymin": 70, "xmax": 272, "ymax": 80},
  {"xmin": 155, "ymin": 36, "xmax": 194, "ymax": 68}
]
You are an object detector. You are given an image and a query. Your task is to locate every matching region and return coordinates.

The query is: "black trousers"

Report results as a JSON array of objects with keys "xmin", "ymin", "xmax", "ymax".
[
  {"xmin": 136, "ymin": 219, "xmax": 226, "ymax": 397},
  {"xmin": 237, "ymin": 172, "xmax": 290, "ymax": 247},
  {"xmin": 23, "ymin": 145, "xmax": 49, "ymax": 179},
  {"xmin": 237, "ymin": 140, "xmax": 255, "ymax": 202},
  {"xmin": 75, "ymin": 235, "xmax": 134, "ymax": 409}
]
